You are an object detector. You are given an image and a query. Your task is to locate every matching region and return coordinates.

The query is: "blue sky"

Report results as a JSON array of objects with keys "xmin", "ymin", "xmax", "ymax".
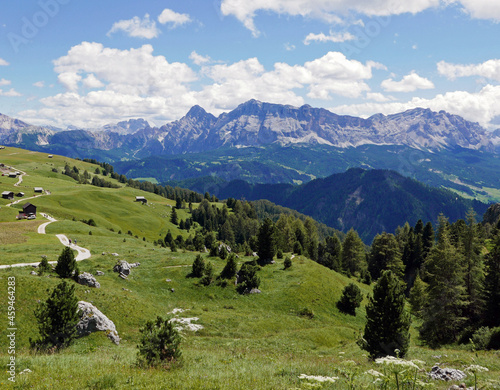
[{"xmin": 2, "ymin": 0, "xmax": 500, "ymax": 129}]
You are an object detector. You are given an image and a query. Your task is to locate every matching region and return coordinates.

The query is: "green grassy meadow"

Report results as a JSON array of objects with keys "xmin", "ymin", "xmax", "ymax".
[{"xmin": 0, "ymin": 147, "xmax": 499, "ymax": 389}]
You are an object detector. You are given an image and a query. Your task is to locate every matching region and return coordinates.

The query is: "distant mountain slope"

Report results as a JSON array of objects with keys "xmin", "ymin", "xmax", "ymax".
[
  {"xmin": 0, "ymin": 99, "xmax": 496, "ymax": 158},
  {"xmin": 213, "ymin": 168, "xmax": 489, "ymax": 242}
]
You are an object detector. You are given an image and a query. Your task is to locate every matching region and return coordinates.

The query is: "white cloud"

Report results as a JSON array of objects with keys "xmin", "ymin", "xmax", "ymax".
[
  {"xmin": 33, "ymin": 81, "xmax": 45, "ymax": 88},
  {"xmin": 220, "ymin": 0, "xmax": 440, "ymax": 36},
  {"xmin": 455, "ymin": 0, "xmax": 500, "ymax": 21},
  {"xmin": 304, "ymin": 31, "xmax": 355, "ymax": 45},
  {"xmin": 108, "ymin": 14, "xmax": 159, "ymax": 39},
  {"xmin": 0, "ymin": 88, "xmax": 22, "ymax": 97},
  {"xmin": 0, "ymin": 58, "xmax": 9, "ymax": 66},
  {"xmin": 284, "ymin": 43, "xmax": 296, "ymax": 51},
  {"xmin": 438, "ymin": 59, "xmax": 500, "ymax": 81},
  {"xmin": 58, "ymin": 72, "xmax": 82, "ymax": 91},
  {"xmin": 158, "ymin": 9, "xmax": 191, "ymax": 27},
  {"xmin": 366, "ymin": 92, "xmax": 394, "ymax": 102},
  {"xmin": 189, "ymin": 51, "xmax": 211, "ymax": 66},
  {"xmin": 0, "ymin": 78, "xmax": 11, "ymax": 86},
  {"xmin": 333, "ymin": 84, "xmax": 500, "ymax": 128},
  {"xmin": 381, "ymin": 71, "xmax": 435, "ymax": 92},
  {"xmin": 83, "ymin": 74, "xmax": 105, "ymax": 89}
]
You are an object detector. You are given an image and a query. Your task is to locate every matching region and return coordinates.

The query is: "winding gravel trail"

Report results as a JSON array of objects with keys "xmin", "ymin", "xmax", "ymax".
[{"xmin": 0, "ymin": 213, "xmax": 91, "ymax": 269}]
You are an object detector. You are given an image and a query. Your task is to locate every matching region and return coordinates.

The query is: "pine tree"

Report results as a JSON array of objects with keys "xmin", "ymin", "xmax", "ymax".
[
  {"xmin": 191, "ymin": 254, "xmax": 205, "ymax": 277},
  {"xmin": 342, "ymin": 229, "xmax": 367, "ymax": 277},
  {"xmin": 422, "ymin": 221, "xmax": 434, "ymax": 258},
  {"xmin": 362, "ymin": 270, "xmax": 411, "ymax": 359},
  {"xmin": 170, "ymin": 208, "xmax": 178, "ymax": 225},
  {"xmin": 408, "ymin": 273, "xmax": 427, "ymax": 318},
  {"xmin": 337, "ymin": 283, "xmax": 363, "ymax": 316},
  {"xmin": 237, "ymin": 262, "xmax": 260, "ymax": 294},
  {"xmin": 55, "ymin": 246, "xmax": 78, "ymax": 279},
  {"xmin": 137, "ymin": 316, "xmax": 182, "ymax": 367},
  {"xmin": 38, "ymin": 257, "xmax": 51, "ymax": 275},
  {"xmin": 483, "ymin": 234, "xmax": 500, "ymax": 327},
  {"xmin": 368, "ymin": 233, "xmax": 404, "ymax": 280},
  {"xmin": 200, "ymin": 261, "xmax": 214, "ymax": 286},
  {"xmin": 219, "ymin": 253, "xmax": 237, "ymax": 279},
  {"xmin": 257, "ymin": 217, "xmax": 276, "ymax": 264},
  {"xmin": 32, "ymin": 281, "xmax": 80, "ymax": 349},
  {"xmin": 283, "ymin": 256, "xmax": 292, "ymax": 269},
  {"xmin": 419, "ymin": 215, "xmax": 467, "ymax": 347}
]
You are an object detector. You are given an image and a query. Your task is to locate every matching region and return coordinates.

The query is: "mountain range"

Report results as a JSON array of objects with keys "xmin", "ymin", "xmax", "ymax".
[{"xmin": 1, "ymin": 99, "xmax": 499, "ymax": 158}]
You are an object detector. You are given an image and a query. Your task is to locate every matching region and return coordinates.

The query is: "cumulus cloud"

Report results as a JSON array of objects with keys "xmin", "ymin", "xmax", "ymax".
[
  {"xmin": 189, "ymin": 51, "xmax": 211, "ymax": 66},
  {"xmin": 0, "ymin": 88, "xmax": 22, "ymax": 97},
  {"xmin": 21, "ymin": 43, "xmax": 385, "ymax": 127},
  {"xmin": 108, "ymin": 14, "xmax": 159, "ymax": 39},
  {"xmin": 158, "ymin": 9, "xmax": 191, "ymax": 27},
  {"xmin": 0, "ymin": 78, "xmax": 11, "ymax": 86},
  {"xmin": 220, "ymin": 0, "xmax": 440, "ymax": 36},
  {"xmin": 438, "ymin": 59, "xmax": 500, "ymax": 81},
  {"xmin": 333, "ymin": 84, "xmax": 500, "ymax": 128},
  {"xmin": 303, "ymin": 31, "xmax": 355, "ymax": 45},
  {"xmin": 455, "ymin": 0, "xmax": 500, "ymax": 21},
  {"xmin": 366, "ymin": 92, "xmax": 394, "ymax": 102},
  {"xmin": 381, "ymin": 71, "xmax": 435, "ymax": 92},
  {"xmin": 0, "ymin": 58, "xmax": 9, "ymax": 66},
  {"xmin": 33, "ymin": 81, "xmax": 45, "ymax": 88}
]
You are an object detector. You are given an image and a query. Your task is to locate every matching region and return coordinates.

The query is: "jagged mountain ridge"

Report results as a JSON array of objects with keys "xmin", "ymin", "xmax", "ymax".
[{"xmin": 0, "ymin": 100, "xmax": 496, "ymax": 158}]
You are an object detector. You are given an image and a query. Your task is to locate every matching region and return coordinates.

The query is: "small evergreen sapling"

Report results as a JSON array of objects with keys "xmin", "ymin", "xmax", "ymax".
[
  {"xmin": 137, "ymin": 316, "xmax": 182, "ymax": 368},
  {"xmin": 55, "ymin": 246, "xmax": 78, "ymax": 279},
  {"xmin": 191, "ymin": 254, "xmax": 205, "ymax": 277},
  {"xmin": 337, "ymin": 283, "xmax": 363, "ymax": 316},
  {"xmin": 236, "ymin": 262, "xmax": 260, "ymax": 294},
  {"xmin": 200, "ymin": 261, "xmax": 214, "ymax": 286},
  {"xmin": 31, "ymin": 281, "xmax": 80, "ymax": 350},
  {"xmin": 283, "ymin": 256, "xmax": 292, "ymax": 269},
  {"xmin": 219, "ymin": 253, "xmax": 237, "ymax": 279}
]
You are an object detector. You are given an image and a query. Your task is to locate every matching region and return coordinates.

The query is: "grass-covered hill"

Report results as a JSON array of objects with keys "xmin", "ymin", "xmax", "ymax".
[{"xmin": 0, "ymin": 147, "xmax": 498, "ymax": 389}]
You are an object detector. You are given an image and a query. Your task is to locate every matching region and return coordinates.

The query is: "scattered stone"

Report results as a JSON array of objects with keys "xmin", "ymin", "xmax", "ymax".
[
  {"xmin": 113, "ymin": 260, "xmax": 131, "ymax": 275},
  {"xmin": 429, "ymin": 366, "xmax": 467, "ymax": 381},
  {"xmin": 129, "ymin": 262, "xmax": 140, "ymax": 268},
  {"xmin": 77, "ymin": 272, "xmax": 100, "ymax": 288},
  {"xmin": 122, "ymin": 288, "xmax": 131, "ymax": 292},
  {"xmin": 96, "ymin": 270, "xmax": 104, "ymax": 276},
  {"xmin": 252, "ymin": 252, "xmax": 258, "ymax": 257},
  {"xmin": 30, "ymin": 271, "xmax": 37, "ymax": 276},
  {"xmin": 77, "ymin": 301, "xmax": 120, "ymax": 345},
  {"xmin": 169, "ymin": 316, "xmax": 203, "ymax": 332},
  {"xmin": 118, "ymin": 273, "xmax": 128, "ymax": 280},
  {"xmin": 101, "ymin": 252, "xmax": 107, "ymax": 255},
  {"xmin": 19, "ymin": 368, "xmax": 32, "ymax": 375},
  {"xmin": 171, "ymin": 288, "xmax": 175, "ymax": 292},
  {"xmin": 448, "ymin": 385, "xmax": 473, "ymax": 390},
  {"xmin": 111, "ymin": 253, "xmax": 119, "ymax": 257},
  {"xmin": 248, "ymin": 288, "xmax": 261, "ymax": 294},
  {"xmin": 32, "ymin": 264, "xmax": 38, "ymax": 268},
  {"xmin": 166, "ymin": 279, "xmax": 172, "ymax": 282}
]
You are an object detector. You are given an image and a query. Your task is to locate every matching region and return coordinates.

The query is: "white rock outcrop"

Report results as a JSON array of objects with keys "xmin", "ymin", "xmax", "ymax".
[{"xmin": 77, "ymin": 301, "xmax": 120, "ymax": 344}]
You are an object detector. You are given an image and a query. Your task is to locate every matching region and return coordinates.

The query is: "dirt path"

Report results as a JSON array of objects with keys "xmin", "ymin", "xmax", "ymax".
[{"xmin": 0, "ymin": 213, "xmax": 92, "ymax": 269}]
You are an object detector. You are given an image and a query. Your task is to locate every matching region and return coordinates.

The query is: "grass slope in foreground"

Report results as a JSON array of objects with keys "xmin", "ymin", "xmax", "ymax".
[{"xmin": 0, "ymin": 147, "xmax": 498, "ymax": 389}]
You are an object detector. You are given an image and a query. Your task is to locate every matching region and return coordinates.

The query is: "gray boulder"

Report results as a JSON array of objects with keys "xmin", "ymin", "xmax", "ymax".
[
  {"xmin": 77, "ymin": 272, "xmax": 100, "ymax": 288},
  {"xmin": 113, "ymin": 260, "xmax": 130, "ymax": 275},
  {"xmin": 428, "ymin": 366, "xmax": 467, "ymax": 381},
  {"xmin": 96, "ymin": 270, "xmax": 104, "ymax": 276},
  {"xmin": 77, "ymin": 301, "xmax": 120, "ymax": 344}
]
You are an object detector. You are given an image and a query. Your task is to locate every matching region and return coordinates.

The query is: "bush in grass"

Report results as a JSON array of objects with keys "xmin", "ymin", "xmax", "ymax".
[
  {"xmin": 219, "ymin": 245, "xmax": 228, "ymax": 260},
  {"xmin": 337, "ymin": 283, "xmax": 363, "ymax": 316},
  {"xmin": 283, "ymin": 256, "xmax": 292, "ymax": 269},
  {"xmin": 277, "ymin": 249, "xmax": 283, "ymax": 259},
  {"xmin": 471, "ymin": 327, "xmax": 494, "ymax": 350},
  {"xmin": 191, "ymin": 254, "xmax": 205, "ymax": 277},
  {"xmin": 299, "ymin": 307, "xmax": 314, "ymax": 319},
  {"xmin": 31, "ymin": 281, "xmax": 79, "ymax": 350},
  {"xmin": 137, "ymin": 316, "xmax": 182, "ymax": 368}
]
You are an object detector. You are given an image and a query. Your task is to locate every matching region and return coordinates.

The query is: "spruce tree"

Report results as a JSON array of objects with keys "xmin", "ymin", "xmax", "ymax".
[
  {"xmin": 283, "ymin": 256, "xmax": 292, "ymax": 269},
  {"xmin": 408, "ymin": 273, "xmax": 427, "ymax": 318},
  {"xmin": 368, "ymin": 233, "xmax": 404, "ymax": 280},
  {"xmin": 237, "ymin": 262, "xmax": 260, "ymax": 294},
  {"xmin": 55, "ymin": 246, "xmax": 78, "ymax": 279},
  {"xmin": 200, "ymin": 261, "xmax": 214, "ymax": 286},
  {"xmin": 342, "ymin": 229, "xmax": 366, "ymax": 277},
  {"xmin": 32, "ymin": 281, "xmax": 80, "ymax": 349},
  {"xmin": 483, "ymin": 234, "xmax": 500, "ymax": 327},
  {"xmin": 170, "ymin": 208, "xmax": 178, "ymax": 225},
  {"xmin": 137, "ymin": 316, "xmax": 182, "ymax": 367},
  {"xmin": 422, "ymin": 221, "xmax": 434, "ymax": 258},
  {"xmin": 362, "ymin": 270, "xmax": 411, "ymax": 359},
  {"xmin": 419, "ymin": 215, "xmax": 467, "ymax": 347},
  {"xmin": 257, "ymin": 217, "xmax": 276, "ymax": 264},
  {"xmin": 219, "ymin": 253, "xmax": 237, "ymax": 279},
  {"xmin": 191, "ymin": 254, "xmax": 205, "ymax": 277}
]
